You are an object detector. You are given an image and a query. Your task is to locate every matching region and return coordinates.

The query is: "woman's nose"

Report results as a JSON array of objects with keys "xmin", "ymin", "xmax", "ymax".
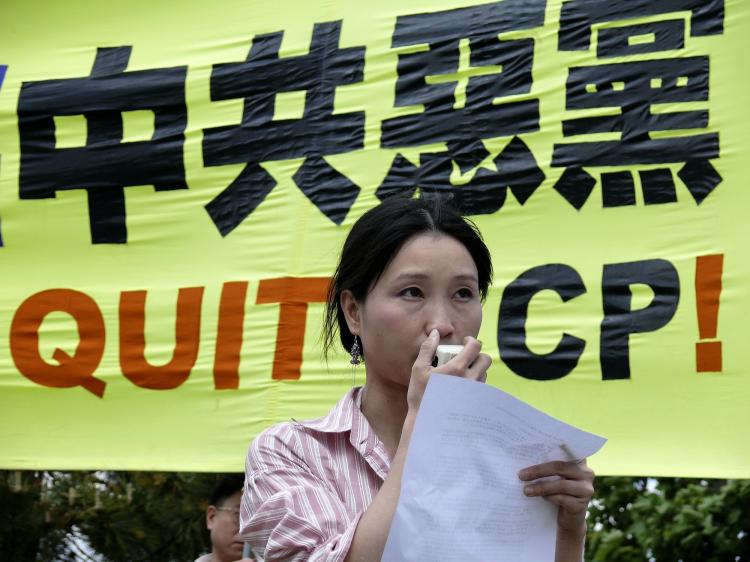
[{"xmin": 424, "ymin": 301, "xmax": 454, "ymax": 338}]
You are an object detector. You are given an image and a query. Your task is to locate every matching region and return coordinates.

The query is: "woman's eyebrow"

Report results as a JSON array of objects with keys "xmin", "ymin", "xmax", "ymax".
[
  {"xmin": 453, "ymin": 273, "xmax": 479, "ymax": 284},
  {"xmin": 391, "ymin": 272, "xmax": 429, "ymax": 283},
  {"xmin": 392, "ymin": 272, "xmax": 478, "ymax": 283}
]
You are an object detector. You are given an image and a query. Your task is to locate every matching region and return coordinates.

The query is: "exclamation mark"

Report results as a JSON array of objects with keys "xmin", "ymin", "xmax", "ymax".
[{"xmin": 695, "ymin": 254, "xmax": 724, "ymax": 372}]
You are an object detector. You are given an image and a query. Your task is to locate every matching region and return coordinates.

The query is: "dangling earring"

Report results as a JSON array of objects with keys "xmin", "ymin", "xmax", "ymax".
[
  {"xmin": 349, "ymin": 335, "xmax": 362, "ymax": 366},
  {"xmin": 350, "ymin": 335, "xmax": 361, "ymax": 387}
]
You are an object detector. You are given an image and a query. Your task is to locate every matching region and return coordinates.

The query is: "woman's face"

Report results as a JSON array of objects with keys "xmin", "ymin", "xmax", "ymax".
[{"xmin": 345, "ymin": 233, "xmax": 483, "ymax": 388}]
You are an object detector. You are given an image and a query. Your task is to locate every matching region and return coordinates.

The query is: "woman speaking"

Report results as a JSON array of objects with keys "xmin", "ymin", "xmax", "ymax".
[{"xmin": 239, "ymin": 197, "xmax": 595, "ymax": 561}]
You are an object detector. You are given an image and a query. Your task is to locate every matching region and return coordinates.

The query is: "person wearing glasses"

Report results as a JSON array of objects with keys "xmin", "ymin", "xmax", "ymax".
[{"xmin": 197, "ymin": 473, "xmax": 257, "ymax": 562}]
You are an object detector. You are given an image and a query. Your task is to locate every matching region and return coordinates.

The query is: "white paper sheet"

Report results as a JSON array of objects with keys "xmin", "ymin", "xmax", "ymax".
[{"xmin": 382, "ymin": 374, "xmax": 606, "ymax": 562}]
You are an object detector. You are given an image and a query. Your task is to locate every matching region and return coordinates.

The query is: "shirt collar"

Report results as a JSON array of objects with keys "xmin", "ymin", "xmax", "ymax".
[
  {"xmin": 294, "ymin": 386, "xmax": 391, "ymax": 480},
  {"xmin": 293, "ymin": 387, "xmax": 362, "ymax": 433}
]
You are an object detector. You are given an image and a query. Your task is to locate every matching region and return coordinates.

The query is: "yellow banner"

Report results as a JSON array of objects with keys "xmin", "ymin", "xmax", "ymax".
[{"xmin": 0, "ymin": 0, "xmax": 747, "ymax": 477}]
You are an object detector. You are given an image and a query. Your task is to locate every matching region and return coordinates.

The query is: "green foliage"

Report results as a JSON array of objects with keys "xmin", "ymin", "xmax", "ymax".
[
  {"xmin": 1, "ymin": 471, "xmax": 748, "ymax": 561},
  {"xmin": 0, "ymin": 472, "xmax": 60, "ymax": 561},
  {"xmin": 78, "ymin": 472, "xmax": 214, "ymax": 562},
  {"xmin": 586, "ymin": 478, "xmax": 750, "ymax": 561},
  {"xmin": 0, "ymin": 470, "xmax": 216, "ymax": 562}
]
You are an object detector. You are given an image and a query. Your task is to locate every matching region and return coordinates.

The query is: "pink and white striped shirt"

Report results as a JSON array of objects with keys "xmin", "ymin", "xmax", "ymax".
[{"xmin": 240, "ymin": 387, "xmax": 391, "ymax": 561}]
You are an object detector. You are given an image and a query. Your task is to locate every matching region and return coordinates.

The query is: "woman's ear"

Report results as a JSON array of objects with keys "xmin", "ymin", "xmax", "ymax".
[{"xmin": 340, "ymin": 290, "xmax": 362, "ymax": 336}]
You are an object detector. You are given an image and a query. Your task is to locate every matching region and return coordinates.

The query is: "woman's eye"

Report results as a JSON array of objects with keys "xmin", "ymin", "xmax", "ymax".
[
  {"xmin": 455, "ymin": 288, "xmax": 474, "ymax": 300},
  {"xmin": 400, "ymin": 287, "xmax": 423, "ymax": 298}
]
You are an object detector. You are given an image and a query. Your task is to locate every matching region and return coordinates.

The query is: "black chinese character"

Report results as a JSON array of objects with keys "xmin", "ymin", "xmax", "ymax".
[
  {"xmin": 378, "ymin": 0, "xmax": 548, "ymax": 214},
  {"xmin": 377, "ymin": 136, "xmax": 544, "ymax": 215},
  {"xmin": 17, "ymin": 47, "xmax": 188, "ymax": 243},
  {"xmin": 553, "ymin": 1, "xmax": 724, "ymax": 209},
  {"xmin": 597, "ymin": 20, "xmax": 686, "ymax": 59},
  {"xmin": 202, "ymin": 21, "xmax": 365, "ymax": 235},
  {"xmin": 558, "ymin": 0, "xmax": 724, "ymax": 52}
]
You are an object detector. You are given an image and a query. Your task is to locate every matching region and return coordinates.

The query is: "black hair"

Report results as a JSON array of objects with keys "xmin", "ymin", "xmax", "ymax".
[
  {"xmin": 209, "ymin": 473, "xmax": 244, "ymax": 507},
  {"xmin": 323, "ymin": 196, "xmax": 493, "ymax": 360}
]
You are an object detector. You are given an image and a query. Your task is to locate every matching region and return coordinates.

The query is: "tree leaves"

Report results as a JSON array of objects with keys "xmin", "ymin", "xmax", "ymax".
[
  {"xmin": 586, "ymin": 478, "xmax": 750, "ymax": 561},
  {"xmin": 1, "ymin": 471, "xmax": 748, "ymax": 561}
]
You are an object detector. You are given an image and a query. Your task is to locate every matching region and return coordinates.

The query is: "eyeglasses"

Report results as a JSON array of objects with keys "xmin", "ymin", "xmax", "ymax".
[
  {"xmin": 215, "ymin": 507, "xmax": 240, "ymax": 515},
  {"xmin": 214, "ymin": 506, "xmax": 241, "ymax": 524}
]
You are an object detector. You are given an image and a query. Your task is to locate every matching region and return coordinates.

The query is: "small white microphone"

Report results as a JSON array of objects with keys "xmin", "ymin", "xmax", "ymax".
[{"xmin": 434, "ymin": 345, "xmax": 464, "ymax": 367}]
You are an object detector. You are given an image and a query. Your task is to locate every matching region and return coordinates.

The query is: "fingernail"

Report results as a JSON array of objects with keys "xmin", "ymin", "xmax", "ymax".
[
  {"xmin": 518, "ymin": 470, "xmax": 528, "ymax": 480},
  {"xmin": 523, "ymin": 485, "xmax": 535, "ymax": 496},
  {"xmin": 430, "ymin": 329, "xmax": 439, "ymax": 338}
]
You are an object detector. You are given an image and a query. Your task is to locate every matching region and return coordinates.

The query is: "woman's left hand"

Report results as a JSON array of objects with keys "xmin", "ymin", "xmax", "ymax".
[{"xmin": 518, "ymin": 459, "xmax": 595, "ymax": 535}]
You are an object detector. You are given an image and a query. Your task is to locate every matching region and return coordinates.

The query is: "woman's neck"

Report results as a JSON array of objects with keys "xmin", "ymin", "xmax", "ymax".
[{"xmin": 360, "ymin": 376, "xmax": 409, "ymax": 459}]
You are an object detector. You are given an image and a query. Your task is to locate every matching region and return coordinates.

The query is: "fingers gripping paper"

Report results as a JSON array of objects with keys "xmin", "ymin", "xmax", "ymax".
[{"xmin": 383, "ymin": 375, "xmax": 606, "ymax": 561}]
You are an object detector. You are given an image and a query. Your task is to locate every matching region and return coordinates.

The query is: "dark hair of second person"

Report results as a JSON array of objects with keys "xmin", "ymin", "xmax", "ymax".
[{"xmin": 210, "ymin": 473, "xmax": 244, "ymax": 507}]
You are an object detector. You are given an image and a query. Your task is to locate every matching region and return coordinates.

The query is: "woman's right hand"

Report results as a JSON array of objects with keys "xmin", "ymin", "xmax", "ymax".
[{"xmin": 406, "ymin": 329, "xmax": 492, "ymax": 412}]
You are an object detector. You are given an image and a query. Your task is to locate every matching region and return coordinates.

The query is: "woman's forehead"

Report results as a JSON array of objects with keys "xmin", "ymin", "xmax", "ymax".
[
  {"xmin": 380, "ymin": 233, "xmax": 478, "ymax": 278},
  {"xmin": 394, "ymin": 232, "xmax": 472, "ymax": 256}
]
